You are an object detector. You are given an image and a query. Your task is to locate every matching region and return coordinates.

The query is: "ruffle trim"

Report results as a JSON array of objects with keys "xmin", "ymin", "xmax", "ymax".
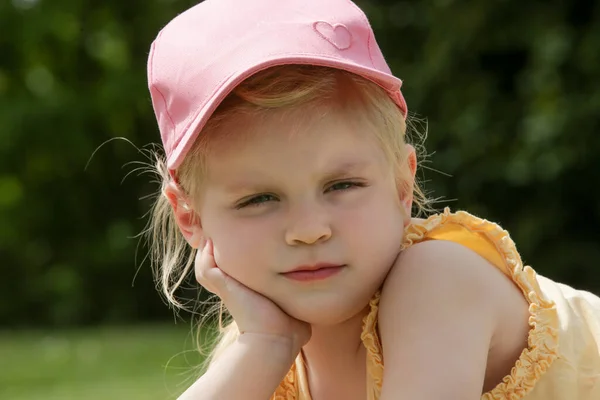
[
  {"xmin": 361, "ymin": 292, "xmax": 384, "ymax": 399},
  {"xmin": 271, "ymin": 360, "xmax": 298, "ymax": 400}
]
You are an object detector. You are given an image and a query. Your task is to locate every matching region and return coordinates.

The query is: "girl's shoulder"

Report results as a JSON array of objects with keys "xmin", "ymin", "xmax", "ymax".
[
  {"xmin": 385, "ymin": 209, "xmax": 548, "ymax": 348},
  {"xmin": 373, "ymin": 209, "xmax": 554, "ymax": 398},
  {"xmin": 380, "ymin": 210, "xmax": 532, "ymax": 346}
]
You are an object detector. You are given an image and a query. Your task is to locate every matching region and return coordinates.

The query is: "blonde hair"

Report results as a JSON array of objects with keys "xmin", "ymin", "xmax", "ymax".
[{"xmin": 147, "ymin": 65, "xmax": 431, "ymax": 370}]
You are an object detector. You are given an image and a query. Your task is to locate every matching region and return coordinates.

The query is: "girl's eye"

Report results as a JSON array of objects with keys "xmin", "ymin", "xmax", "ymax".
[
  {"xmin": 326, "ymin": 181, "xmax": 364, "ymax": 192},
  {"xmin": 236, "ymin": 194, "xmax": 277, "ymax": 209}
]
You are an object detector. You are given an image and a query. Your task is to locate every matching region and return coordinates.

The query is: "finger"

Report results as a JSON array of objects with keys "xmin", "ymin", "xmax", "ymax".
[
  {"xmin": 194, "ymin": 238, "xmax": 221, "ymax": 293},
  {"xmin": 197, "ymin": 235, "xmax": 206, "ymax": 250},
  {"xmin": 195, "ymin": 240, "xmax": 247, "ymax": 302},
  {"xmin": 205, "ymin": 237, "xmax": 214, "ymax": 256},
  {"xmin": 203, "ymin": 239, "xmax": 244, "ymax": 297},
  {"xmin": 195, "ymin": 239, "xmax": 235, "ymax": 297}
]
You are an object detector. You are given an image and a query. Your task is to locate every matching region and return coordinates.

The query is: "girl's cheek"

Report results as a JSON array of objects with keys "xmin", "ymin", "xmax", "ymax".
[{"xmin": 211, "ymin": 237, "xmax": 255, "ymax": 273}]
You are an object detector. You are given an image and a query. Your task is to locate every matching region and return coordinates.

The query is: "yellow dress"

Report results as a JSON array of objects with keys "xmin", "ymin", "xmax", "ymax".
[{"xmin": 272, "ymin": 209, "xmax": 600, "ymax": 400}]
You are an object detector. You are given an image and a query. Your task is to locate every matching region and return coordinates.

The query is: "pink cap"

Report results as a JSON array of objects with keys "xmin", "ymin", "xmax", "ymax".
[{"xmin": 148, "ymin": 0, "xmax": 408, "ymax": 170}]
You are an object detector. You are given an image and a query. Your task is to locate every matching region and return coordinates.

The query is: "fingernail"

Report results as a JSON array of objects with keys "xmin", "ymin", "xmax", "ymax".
[
  {"xmin": 197, "ymin": 236, "xmax": 206, "ymax": 249},
  {"xmin": 206, "ymin": 239, "xmax": 214, "ymax": 256}
]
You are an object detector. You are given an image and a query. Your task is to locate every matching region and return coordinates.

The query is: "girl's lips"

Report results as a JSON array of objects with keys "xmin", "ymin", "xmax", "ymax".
[{"xmin": 282, "ymin": 264, "xmax": 345, "ymax": 282}]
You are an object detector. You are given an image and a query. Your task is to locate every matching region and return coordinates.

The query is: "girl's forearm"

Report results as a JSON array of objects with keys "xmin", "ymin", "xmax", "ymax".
[{"xmin": 178, "ymin": 333, "xmax": 298, "ymax": 400}]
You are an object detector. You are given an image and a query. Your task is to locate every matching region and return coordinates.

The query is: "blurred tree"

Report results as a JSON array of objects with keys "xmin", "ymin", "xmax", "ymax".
[{"xmin": 0, "ymin": 0, "xmax": 598, "ymax": 327}]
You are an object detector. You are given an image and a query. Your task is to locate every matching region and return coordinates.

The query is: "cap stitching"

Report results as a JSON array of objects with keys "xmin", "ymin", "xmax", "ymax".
[
  {"xmin": 313, "ymin": 21, "xmax": 353, "ymax": 50},
  {"xmin": 153, "ymin": 86, "xmax": 177, "ymax": 152}
]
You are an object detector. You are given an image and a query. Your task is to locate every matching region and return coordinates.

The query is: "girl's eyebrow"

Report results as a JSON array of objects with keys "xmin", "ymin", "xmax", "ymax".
[
  {"xmin": 220, "ymin": 159, "xmax": 372, "ymax": 194},
  {"xmin": 220, "ymin": 180, "xmax": 273, "ymax": 195},
  {"xmin": 320, "ymin": 159, "xmax": 371, "ymax": 181}
]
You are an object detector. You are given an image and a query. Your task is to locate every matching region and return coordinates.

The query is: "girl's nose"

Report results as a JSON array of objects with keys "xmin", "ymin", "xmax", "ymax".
[{"xmin": 285, "ymin": 204, "xmax": 332, "ymax": 246}]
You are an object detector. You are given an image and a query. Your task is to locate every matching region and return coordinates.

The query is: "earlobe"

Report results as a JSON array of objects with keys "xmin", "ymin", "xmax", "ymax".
[
  {"xmin": 406, "ymin": 145, "xmax": 417, "ymax": 178},
  {"xmin": 164, "ymin": 182, "xmax": 203, "ymax": 247},
  {"xmin": 402, "ymin": 145, "xmax": 418, "ymax": 218}
]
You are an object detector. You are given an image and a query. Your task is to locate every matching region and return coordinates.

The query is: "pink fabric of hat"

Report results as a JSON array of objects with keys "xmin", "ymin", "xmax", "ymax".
[{"xmin": 148, "ymin": 0, "xmax": 408, "ymax": 171}]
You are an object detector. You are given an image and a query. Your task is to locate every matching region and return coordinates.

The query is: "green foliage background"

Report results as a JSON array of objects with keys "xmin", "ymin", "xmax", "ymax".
[{"xmin": 1, "ymin": 0, "xmax": 598, "ymax": 328}]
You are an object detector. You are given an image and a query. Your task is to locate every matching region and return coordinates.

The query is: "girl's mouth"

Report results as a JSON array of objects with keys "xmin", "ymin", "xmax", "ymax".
[{"xmin": 282, "ymin": 263, "xmax": 345, "ymax": 282}]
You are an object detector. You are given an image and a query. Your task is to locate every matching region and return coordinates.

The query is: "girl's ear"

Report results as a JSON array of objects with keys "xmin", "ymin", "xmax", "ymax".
[
  {"xmin": 164, "ymin": 182, "xmax": 203, "ymax": 248},
  {"xmin": 401, "ymin": 144, "xmax": 418, "ymax": 223}
]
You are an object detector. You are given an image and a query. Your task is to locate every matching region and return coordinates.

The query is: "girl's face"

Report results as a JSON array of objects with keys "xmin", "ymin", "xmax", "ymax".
[{"xmin": 197, "ymin": 110, "xmax": 412, "ymax": 325}]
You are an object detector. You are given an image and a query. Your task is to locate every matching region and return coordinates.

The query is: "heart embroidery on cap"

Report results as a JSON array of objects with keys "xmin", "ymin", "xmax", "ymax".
[{"xmin": 313, "ymin": 21, "xmax": 352, "ymax": 50}]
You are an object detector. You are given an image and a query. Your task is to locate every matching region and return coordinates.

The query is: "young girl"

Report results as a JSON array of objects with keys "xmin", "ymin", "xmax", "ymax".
[{"xmin": 146, "ymin": 0, "xmax": 600, "ymax": 399}]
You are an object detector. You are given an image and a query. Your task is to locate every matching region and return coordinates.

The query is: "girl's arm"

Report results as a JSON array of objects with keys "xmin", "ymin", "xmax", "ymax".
[
  {"xmin": 179, "ymin": 333, "xmax": 297, "ymax": 400},
  {"xmin": 177, "ymin": 238, "xmax": 310, "ymax": 400},
  {"xmin": 378, "ymin": 240, "xmax": 522, "ymax": 400}
]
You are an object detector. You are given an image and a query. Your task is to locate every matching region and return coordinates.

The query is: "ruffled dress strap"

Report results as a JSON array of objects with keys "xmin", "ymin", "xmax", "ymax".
[
  {"xmin": 271, "ymin": 359, "xmax": 299, "ymax": 400},
  {"xmin": 361, "ymin": 292, "xmax": 384, "ymax": 399},
  {"xmin": 359, "ymin": 208, "xmax": 560, "ymax": 400}
]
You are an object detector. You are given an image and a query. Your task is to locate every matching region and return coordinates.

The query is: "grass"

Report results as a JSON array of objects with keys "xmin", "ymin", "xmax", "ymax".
[{"xmin": 0, "ymin": 324, "xmax": 206, "ymax": 400}]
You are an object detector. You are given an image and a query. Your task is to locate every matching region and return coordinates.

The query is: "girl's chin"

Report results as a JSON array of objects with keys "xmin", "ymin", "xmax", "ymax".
[{"xmin": 279, "ymin": 297, "xmax": 371, "ymax": 327}]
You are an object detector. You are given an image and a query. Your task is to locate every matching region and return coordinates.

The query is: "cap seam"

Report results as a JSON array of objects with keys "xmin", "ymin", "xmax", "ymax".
[
  {"xmin": 149, "ymin": 30, "xmax": 177, "ymax": 154},
  {"xmin": 344, "ymin": 0, "xmax": 376, "ymax": 68}
]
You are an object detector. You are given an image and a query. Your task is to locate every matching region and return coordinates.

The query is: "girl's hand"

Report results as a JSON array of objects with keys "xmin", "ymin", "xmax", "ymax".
[{"xmin": 195, "ymin": 237, "xmax": 311, "ymax": 352}]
